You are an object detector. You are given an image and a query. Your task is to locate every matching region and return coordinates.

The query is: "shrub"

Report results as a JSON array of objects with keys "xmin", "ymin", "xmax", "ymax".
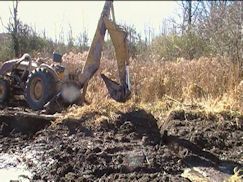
[{"xmin": 151, "ymin": 32, "xmax": 212, "ymax": 61}]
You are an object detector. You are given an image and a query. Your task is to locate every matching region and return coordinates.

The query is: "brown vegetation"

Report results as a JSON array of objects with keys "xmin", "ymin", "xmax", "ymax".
[{"xmin": 45, "ymin": 52, "xmax": 243, "ymax": 120}]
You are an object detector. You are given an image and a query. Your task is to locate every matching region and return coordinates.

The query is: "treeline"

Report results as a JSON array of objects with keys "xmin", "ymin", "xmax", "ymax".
[
  {"xmin": 0, "ymin": 28, "xmax": 89, "ymax": 62},
  {"xmin": 0, "ymin": 1, "xmax": 242, "ymax": 64},
  {"xmin": 151, "ymin": 1, "xmax": 242, "ymax": 63},
  {"xmin": 124, "ymin": 1, "xmax": 242, "ymax": 62},
  {"xmin": 0, "ymin": 0, "xmax": 89, "ymax": 61}
]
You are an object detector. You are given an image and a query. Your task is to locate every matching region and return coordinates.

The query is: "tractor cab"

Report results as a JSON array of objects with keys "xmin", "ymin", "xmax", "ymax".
[{"xmin": 52, "ymin": 52, "xmax": 65, "ymax": 80}]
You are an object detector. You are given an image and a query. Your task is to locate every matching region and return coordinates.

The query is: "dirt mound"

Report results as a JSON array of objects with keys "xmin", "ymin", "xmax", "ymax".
[
  {"xmin": 161, "ymin": 109, "xmax": 243, "ymax": 179},
  {"xmin": 163, "ymin": 110, "xmax": 243, "ymax": 161},
  {"xmin": 0, "ymin": 108, "xmax": 242, "ymax": 181}
]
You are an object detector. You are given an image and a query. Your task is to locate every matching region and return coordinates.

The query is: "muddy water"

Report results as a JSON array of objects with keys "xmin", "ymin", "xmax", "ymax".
[
  {"xmin": 0, "ymin": 153, "xmax": 32, "ymax": 181},
  {"xmin": 0, "ymin": 109, "xmax": 242, "ymax": 181}
]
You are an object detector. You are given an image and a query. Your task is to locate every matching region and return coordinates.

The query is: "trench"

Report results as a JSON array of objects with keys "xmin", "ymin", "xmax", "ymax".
[{"xmin": 0, "ymin": 115, "xmax": 51, "ymax": 136}]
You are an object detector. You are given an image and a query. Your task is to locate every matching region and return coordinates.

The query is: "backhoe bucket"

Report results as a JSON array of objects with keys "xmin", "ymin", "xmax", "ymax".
[
  {"xmin": 101, "ymin": 17, "xmax": 131, "ymax": 102},
  {"xmin": 101, "ymin": 72, "xmax": 131, "ymax": 102}
]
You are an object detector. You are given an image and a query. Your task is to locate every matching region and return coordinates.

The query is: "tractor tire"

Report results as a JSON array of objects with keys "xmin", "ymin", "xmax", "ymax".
[
  {"xmin": 0, "ymin": 78, "xmax": 10, "ymax": 104},
  {"xmin": 24, "ymin": 68, "xmax": 57, "ymax": 110}
]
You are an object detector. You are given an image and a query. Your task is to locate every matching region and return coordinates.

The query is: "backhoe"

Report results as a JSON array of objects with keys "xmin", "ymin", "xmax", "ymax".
[{"xmin": 0, "ymin": 0, "xmax": 131, "ymax": 113}]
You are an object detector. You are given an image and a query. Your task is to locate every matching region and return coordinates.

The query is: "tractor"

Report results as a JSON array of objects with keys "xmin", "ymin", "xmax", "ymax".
[
  {"xmin": 0, "ymin": 0, "xmax": 131, "ymax": 113},
  {"xmin": 0, "ymin": 53, "xmax": 69, "ymax": 110}
]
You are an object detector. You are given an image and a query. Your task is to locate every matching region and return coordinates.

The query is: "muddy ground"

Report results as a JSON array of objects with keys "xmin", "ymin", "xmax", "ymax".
[{"xmin": 0, "ymin": 107, "xmax": 242, "ymax": 181}]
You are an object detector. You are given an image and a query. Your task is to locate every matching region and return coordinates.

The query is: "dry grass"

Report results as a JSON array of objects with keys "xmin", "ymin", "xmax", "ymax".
[
  {"xmin": 225, "ymin": 167, "xmax": 243, "ymax": 182},
  {"xmin": 40, "ymin": 51, "xmax": 243, "ymax": 119}
]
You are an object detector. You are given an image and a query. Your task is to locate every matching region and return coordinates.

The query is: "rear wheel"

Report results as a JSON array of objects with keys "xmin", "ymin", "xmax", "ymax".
[
  {"xmin": 0, "ymin": 78, "xmax": 10, "ymax": 104},
  {"xmin": 25, "ymin": 68, "xmax": 57, "ymax": 110}
]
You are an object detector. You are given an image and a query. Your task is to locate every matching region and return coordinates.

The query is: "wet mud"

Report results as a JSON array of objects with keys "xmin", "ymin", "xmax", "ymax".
[{"xmin": 0, "ymin": 108, "xmax": 242, "ymax": 181}]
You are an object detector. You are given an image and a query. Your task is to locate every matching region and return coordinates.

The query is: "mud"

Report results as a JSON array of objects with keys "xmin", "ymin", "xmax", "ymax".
[{"xmin": 0, "ymin": 108, "xmax": 242, "ymax": 181}]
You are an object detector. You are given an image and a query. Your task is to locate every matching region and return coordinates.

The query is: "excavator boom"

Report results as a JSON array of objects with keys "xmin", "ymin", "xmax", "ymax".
[
  {"xmin": 45, "ymin": 0, "xmax": 131, "ymax": 113},
  {"xmin": 78, "ymin": 0, "xmax": 131, "ymax": 102}
]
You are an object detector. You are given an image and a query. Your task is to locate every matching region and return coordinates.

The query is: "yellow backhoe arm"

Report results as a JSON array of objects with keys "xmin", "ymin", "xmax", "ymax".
[
  {"xmin": 78, "ymin": 0, "xmax": 131, "ymax": 102},
  {"xmin": 44, "ymin": 1, "xmax": 131, "ymax": 113}
]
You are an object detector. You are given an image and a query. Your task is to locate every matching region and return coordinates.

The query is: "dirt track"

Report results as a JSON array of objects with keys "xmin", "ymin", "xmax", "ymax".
[{"xmin": 0, "ymin": 108, "xmax": 242, "ymax": 181}]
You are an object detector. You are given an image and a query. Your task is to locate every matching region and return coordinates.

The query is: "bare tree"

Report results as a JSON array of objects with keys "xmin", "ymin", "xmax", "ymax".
[
  {"xmin": 7, "ymin": 0, "xmax": 20, "ymax": 57},
  {"xmin": 180, "ymin": 0, "xmax": 201, "ymax": 33},
  {"xmin": 198, "ymin": 1, "xmax": 241, "ymax": 60},
  {"xmin": 78, "ymin": 29, "xmax": 89, "ymax": 52},
  {"xmin": 188, "ymin": 0, "xmax": 192, "ymax": 28},
  {"xmin": 67, "ymin": 24, "xmax": 74, "ymax": 50}
]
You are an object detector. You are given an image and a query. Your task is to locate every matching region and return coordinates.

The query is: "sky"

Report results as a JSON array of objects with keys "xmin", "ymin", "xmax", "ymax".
[{"xmin": 0, "ymin": 1, "xmax": 181, "ymax": 44}]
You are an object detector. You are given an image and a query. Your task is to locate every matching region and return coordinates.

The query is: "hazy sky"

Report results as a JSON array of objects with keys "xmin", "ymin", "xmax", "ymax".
[{"xmin": 0, "ymin": 1, "xmax": 181, "ymax": 44}]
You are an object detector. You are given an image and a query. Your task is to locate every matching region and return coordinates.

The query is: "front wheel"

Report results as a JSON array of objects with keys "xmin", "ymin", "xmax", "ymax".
[{"xmin": 24, "ymin": 68, "xmax": 57, "ymax": 110}]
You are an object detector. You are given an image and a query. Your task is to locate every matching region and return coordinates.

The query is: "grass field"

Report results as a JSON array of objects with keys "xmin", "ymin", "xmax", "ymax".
[{"xmin": 57, "ymin": 52, "xmax": 243, "ymax": 120}]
